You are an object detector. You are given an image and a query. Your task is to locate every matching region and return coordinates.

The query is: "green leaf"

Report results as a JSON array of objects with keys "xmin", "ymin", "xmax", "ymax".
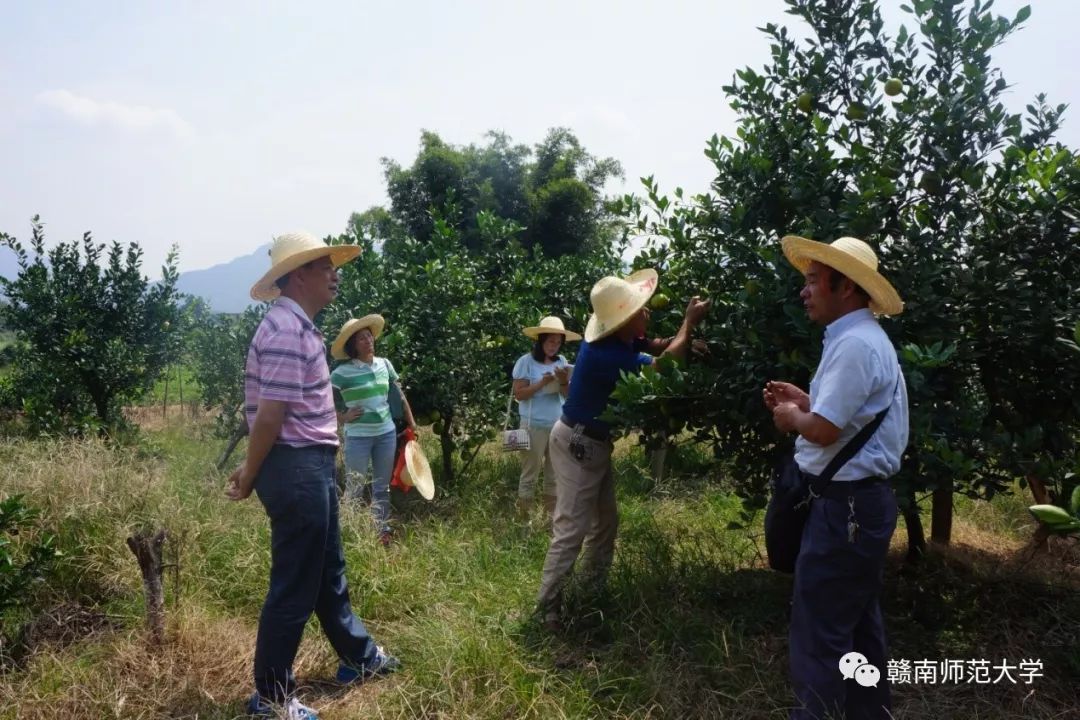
[
  {"xmin": 1028, "ymin": 504, "xmax": 1076, "ymax": 526},
  {"xmin": 1014, "ymin": 5, "xmax": 1031, "ymax": 25}
]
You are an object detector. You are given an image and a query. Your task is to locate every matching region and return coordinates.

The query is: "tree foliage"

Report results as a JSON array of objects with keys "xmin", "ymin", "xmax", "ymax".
[
  {"xmin": 382, "ymin": 128, "xmax": 623, "ymax": 256},
  {"xmin": 0, "ymin": 218, "xmax": 180, "ymax": 435},
  {"xmin": 0, "ymin": 494, "xmax": 59, "ymax": 616},
  {"xmin": 328, "ymin": 204, "xmax": 623, "ymax": 483},
  {"xmin": 189, "ymin": 305, "xmax": 265, "ymax": 438},
  {"xmin": 607, "ymin": 0, "xmax": 1080, "ymax": 545}
]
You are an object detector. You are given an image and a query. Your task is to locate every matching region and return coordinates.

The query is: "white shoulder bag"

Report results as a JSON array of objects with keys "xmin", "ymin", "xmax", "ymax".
[{"xmin": 501, "ymin": 382, "xmax": 532, "ymax": 452}]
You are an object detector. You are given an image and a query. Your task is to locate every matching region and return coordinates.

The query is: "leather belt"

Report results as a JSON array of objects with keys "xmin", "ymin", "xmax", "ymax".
[
  {"xmin": 817, "ymin": 476, "xmax": 887, "ymax": 500},
  {"xmin": 560, "ymin": 415, "xmax": 610, "ymax": 441}
]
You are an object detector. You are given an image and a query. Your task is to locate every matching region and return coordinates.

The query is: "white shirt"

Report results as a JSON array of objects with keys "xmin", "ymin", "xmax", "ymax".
[{"xmin": 795, "ymin": 308, "xmax": 910, "ymax": 482}]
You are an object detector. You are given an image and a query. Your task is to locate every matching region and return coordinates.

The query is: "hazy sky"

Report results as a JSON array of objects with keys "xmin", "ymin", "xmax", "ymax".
[{"xmin": 2, "ymin": 0, "xmax": 1074, "ymax": 273}]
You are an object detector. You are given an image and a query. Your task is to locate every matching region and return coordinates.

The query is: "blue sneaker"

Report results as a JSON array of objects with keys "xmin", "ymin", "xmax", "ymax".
[
  {"xmin": 336, "ymin": 645, "xmax": 402, "ymax": 684},
  {"xmin": 246, "ymin": 693, "xmax": 319, "ymax": 719}
]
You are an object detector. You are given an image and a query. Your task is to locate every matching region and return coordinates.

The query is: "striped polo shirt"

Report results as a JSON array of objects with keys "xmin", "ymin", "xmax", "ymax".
[
  {"xmin": 330, "ymin": 357, "xmax": 398, "ymax": 437},
  {"xmin": 244, "ymin": 297, "xmax": 338, "ymax": 447}
]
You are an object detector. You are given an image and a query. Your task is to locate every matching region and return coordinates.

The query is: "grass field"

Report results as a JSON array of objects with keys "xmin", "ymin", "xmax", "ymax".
[{"xmin": 0, "ymin": 414, "xmax": 1077, "ymax": 719}]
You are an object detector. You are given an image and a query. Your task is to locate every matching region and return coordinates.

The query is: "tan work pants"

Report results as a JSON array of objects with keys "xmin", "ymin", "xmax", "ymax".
[{"xmin": 536, "ymin": 420, "xmax": 617, "ymax": 616}]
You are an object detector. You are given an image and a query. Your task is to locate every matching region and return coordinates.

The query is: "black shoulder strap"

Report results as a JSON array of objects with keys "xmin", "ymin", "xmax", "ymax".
[{"xmin": 815, "ymin": 373, "xmax": 901, "ymax": 485}]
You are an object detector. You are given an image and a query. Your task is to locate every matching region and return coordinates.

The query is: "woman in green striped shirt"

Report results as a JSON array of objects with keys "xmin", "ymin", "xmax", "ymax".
[{"xmin": 330, "ymin": 315, "xmax": 417, "ymax": 546}]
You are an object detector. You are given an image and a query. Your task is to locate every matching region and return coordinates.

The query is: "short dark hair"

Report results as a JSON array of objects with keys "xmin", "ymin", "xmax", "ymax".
[
  {"xmin": 274, "ymin": 259, "xmax": 317, "ymax": 291},
  {"xmin": 825, "ymin": 266, "xmax": 871, "ymax": 302},
  {"xmin": 531, "ymin": 333, "xmax": 564, "ymax": 362}
]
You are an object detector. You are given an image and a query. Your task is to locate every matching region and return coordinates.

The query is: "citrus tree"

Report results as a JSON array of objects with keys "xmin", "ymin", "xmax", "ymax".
[
  {"xmin": 0, "ymin": 218, "xmax": 180, "ymax": 435},
  {"xmin": 965, "ymin": 144, "xmax": 1080, "ymax": 539},
  {"xmin": 606, "ymin": 0, "xmax": 1080, "ymax": 557},
  {"xmin": 0, "ymin": 495, "xmax": 59, "ymax": 619},
  {"xmin": 189, "ymin": 304, "xmax": 266, "ymax": 441}
]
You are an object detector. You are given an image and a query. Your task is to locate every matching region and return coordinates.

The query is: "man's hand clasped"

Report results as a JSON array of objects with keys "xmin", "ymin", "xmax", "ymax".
[
  {"xmin": 764, "ymin": 381, "xmax": 810, "ymax": 434},
  {"xmin": 226, "ymin": 465, "xmax": 255, "ymax": 502}
]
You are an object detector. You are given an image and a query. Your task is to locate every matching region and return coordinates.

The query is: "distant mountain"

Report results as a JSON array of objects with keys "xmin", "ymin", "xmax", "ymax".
[
  {"xmin": 0, "ymin": 241, "xmax": 270, "ymax": 314},
  {"xmin": 176, "ymin": 243, "xmax": 270, "ymax": 314}
]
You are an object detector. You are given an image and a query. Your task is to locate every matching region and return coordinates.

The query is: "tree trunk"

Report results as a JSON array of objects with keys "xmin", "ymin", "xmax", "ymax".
[
  {"xmin": 901, "ymin": 496, "xmax": 926, "ymax": 564},
  {"xmin": 162, "ymin": 368, "xmax": 169, "ymax": 419},
  {"xmin": 215, "ymin": 416, "xmax": 249, "ymax": 471},
  {"xmin": 176, "ymin": 364, "xmax": 183, "ymax": 412},
  {"xmin": 930, "ymin": 481, "xmax": 953, "ymax": 545},
  {"xmin": 648, "ymin": 436, "xmax": 671, "ymax": 483},
  {"xmin": 92, "ymin": 391, "xmax": 110, "ymax": 428},
  {"xmin": 440, "ymin": 427, "xmax": 455, "ymax": 485},
  {"xmin": 458, "ymin": 441, "xmax": 485, "ymax": 480},
  {"xmin": 1027, "ymin": 474, "xmax": 1052, "ymax": 550},
  {"xmin": 126, "ymin": 528, "xmax": 167, "ymax": 646}
]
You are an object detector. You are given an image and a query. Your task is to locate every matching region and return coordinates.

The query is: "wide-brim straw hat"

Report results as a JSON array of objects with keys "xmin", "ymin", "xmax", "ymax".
[
  {"xmin": 331, "ymin": 315, "xmax": 386, "ymax": 360},
  {"xmin": 781, "ymin": 235, "xmax": 904, "ymax": 316},
  {"xmin": 522, "ymin": 315, "xmax": 582, "ymax": 342},
  {"xmin": 401, "ymin": 440, "xmax": 435, "ymax": 500},
  {"xmin": 250, "ymin": 231, "xmax": 361, "ymax": 302},
  {"xmin": 584, "ymin": 268, "xmax": 659, "ymax": 343}
]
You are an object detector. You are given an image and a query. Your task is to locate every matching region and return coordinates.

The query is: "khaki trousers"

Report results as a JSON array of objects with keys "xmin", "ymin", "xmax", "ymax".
[
  {"xmin": 536, "ymin": 420, "xmax": 617, "ymax": 615},
  {"xmin": 517, "ymin": 426, "xmax": 556, "ymax": 501}
]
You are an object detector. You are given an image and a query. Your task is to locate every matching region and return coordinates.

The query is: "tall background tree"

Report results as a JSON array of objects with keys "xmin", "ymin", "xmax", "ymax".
[
  {"xmin": 317, "ymin": 128, "xmax": 628, "ymax": 482},
  {"xmin": 382, "ymin": 128, "xmax": 623, "ymax": 256}
]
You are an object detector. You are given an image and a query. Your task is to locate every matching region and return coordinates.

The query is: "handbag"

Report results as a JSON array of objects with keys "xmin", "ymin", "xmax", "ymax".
[
  {"xmin": 387, "ymin": 381, "xmax": 407, "ymax": 434},
  {"xmin": 764, "ymin": 383, "xmax": 896, "ymax": 573},
  {"xmin": 501, "ymin": 383, "xmax": 532, "ymax": 452}
]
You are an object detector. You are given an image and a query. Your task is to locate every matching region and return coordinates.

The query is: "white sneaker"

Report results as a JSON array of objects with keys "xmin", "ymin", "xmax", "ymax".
[
  {"xmin": 282, "ymin": 698, "xmax": 319, "ymax": 720},
  {"xmin": 247, "ymin": 693, "xmax": 319, "ymax": 719}
]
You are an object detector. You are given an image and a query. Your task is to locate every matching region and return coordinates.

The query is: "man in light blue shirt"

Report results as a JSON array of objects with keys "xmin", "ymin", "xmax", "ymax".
[{"xmin": 764, "ymin": 236, "xmax": 908, "ymax": 720}]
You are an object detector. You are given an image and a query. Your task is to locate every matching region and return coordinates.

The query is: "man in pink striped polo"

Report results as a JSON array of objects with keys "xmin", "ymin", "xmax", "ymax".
[{"xmin": 226, "ymin": 231, "xmax": 400, "ymax": 720}]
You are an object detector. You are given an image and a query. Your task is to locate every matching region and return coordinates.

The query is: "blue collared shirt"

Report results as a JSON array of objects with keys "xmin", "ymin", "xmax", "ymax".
[
  {"xmin": 561, "ymin": 336, "xmax": 652, "ymax": 430},
  {"xmin": 794, "ymin": 308, "xmax": 909, "ymax": 482}
]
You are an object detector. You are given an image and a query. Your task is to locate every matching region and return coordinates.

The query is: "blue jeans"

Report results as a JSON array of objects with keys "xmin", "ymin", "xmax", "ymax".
[
  {"xmin": 253, "ymin": 444, "xmax": 379, "ymax": 702},
  {"xmin": 344, "ymin": 430, "xmax": 397, "ymax": 534},
  {"xmin": 789, "ymin": 481, "xmax": 897, "ymax": 719}
]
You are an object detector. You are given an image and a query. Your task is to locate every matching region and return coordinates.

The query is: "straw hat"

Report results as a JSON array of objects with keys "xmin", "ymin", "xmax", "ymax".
[
  {"xmin": 522, "ymin": 315, "xmax": 582, "ymax": 342},
  {"xmin": 401, "ymin": 440, "xmax": 435, "ymax": 500},
  {"xmin": 583, "ymin": 269, "xmax": 659, "ymax": 343},
  {"xmin": 331, "ymin": 315, "xmax": 386, "ymax": 360},
  {"xmin": 781, "ymin": 236, "xmax": 903, "ymax": 316},
  {"xmin": 250, "ymin": 231, "xmax": 361, "ymax": 302}
]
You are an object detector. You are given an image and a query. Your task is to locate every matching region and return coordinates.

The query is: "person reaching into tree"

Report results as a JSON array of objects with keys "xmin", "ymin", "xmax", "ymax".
[{"xmin": 535, "ymin": 269, "xmax": 710, "ymax": 632}]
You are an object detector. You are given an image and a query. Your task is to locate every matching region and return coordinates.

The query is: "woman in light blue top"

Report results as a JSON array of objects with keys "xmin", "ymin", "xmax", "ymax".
[{"xmin": 512, "ymin": 315, "xmax": 581, "ymax": 515}]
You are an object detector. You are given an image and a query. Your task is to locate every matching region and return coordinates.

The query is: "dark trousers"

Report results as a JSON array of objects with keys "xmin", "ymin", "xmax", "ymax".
[
  {"xmin": 253, "ymin": 444, "xmax": 378, "ymax": 701},
  {"xmin": 789, "ymin": 481, "xmax": 897, "ymax": 719}
]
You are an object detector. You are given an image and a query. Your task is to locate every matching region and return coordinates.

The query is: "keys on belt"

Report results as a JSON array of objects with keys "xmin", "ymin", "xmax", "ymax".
[{"xmin": 559, "ymin": 414, "xmax": 608, "ymax": 442}]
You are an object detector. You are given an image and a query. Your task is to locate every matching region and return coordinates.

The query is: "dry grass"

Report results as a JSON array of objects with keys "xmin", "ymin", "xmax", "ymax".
[
  {"xmin": 1, "ymin": 422, "xmax": 1078, "ymax": 719},
  {"xmin": 123, "ymin": 404, "xmax": 213, "ymax": 434}
]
